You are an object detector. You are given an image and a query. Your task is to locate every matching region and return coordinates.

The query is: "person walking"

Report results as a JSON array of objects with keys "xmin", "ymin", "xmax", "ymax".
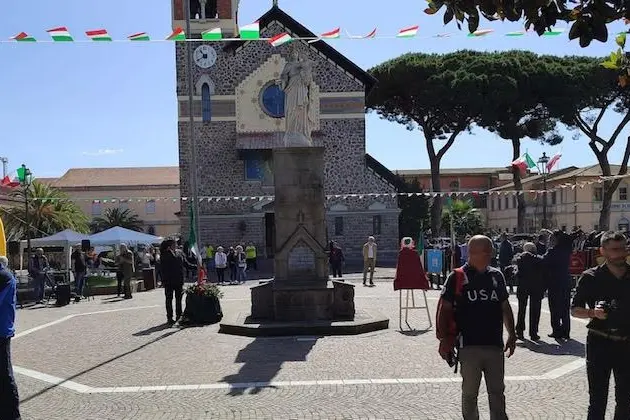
[
  {"xmin": 329, "ymin": 241, "xmax": 344, "ymax": 279},
  {"xmin": 159, "ymin": 240, "xmax": 190, "ymax": 325},
  {"xmin": 118, "ymin": 244, "xmax": 134, "ymax": 299},
  {"xmin": 542, "ymin": 230, "xmax": 573, "ymax": 339},
  {"xmin": 28, "ymin": 248, "xmax": 49, "ymax": 304},
  {"xmin": 0, "ymin": 256, "xmax": 21, "ymax": 420},
  {"xmin": 498, "ymin": 234, "xmax": 515, "ymax": 293},
  {"xmin": 362, "ymin": 236, "xmax": 378, "ymax": 287},
  {"xmin": 436, "ymin": 235, "xmax": 517, "ymax": 420},
  {"xmin": 214, "ymin": 246, "xmax": 227, "ymax": 285},
  {"xmin": 513, "ymin": 242, "xmax": 545, "ymax": 341},
  {"xmin": 571, "ymin": 231, "xmax": 630, "ymax": 420}
]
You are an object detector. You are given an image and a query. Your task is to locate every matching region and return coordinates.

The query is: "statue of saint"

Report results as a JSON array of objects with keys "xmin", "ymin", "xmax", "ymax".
[{"xmin": 277, "ymin": 46, "xmax": 316, "ymax": 147}]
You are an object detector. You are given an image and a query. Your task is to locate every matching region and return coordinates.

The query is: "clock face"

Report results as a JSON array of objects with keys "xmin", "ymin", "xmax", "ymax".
[{"xmin": 194, "ymin": 45, "xmax": 217, "ymax": 69}]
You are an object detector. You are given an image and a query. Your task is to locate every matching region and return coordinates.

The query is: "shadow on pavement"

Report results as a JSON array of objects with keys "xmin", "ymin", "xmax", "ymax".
[
  {"xmin": 517, "ymin": 338, "xmax": 585, "ymax": 357},
  {"xmin": 220, "ymin": 337, "xmax": 318, "ymax": 396},
  {"xmin": 20, "ymin": 329, "xmax": 180, "ymax": 405},
  {"xmin": 133, "ymin": 323, "xmax": 172, "ymax": 336},
  {"xmin": 398, "ymin": 328, "xmax": 431, "ymax": 337}
]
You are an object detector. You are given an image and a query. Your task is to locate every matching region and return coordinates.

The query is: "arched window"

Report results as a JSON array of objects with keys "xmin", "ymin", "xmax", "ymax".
[{"xmin": 201, "ymin": 83, "xmax": 212, "ymax": 122}]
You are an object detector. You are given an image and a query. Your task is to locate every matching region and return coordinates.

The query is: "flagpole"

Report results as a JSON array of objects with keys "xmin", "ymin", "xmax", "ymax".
[{"xmin": 185, "ymin": 2, "xmax": 202, "ymax": 248}]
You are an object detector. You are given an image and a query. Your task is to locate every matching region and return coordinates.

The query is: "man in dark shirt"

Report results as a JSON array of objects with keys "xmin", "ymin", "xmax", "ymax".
[
  {"xmin": 71, "ymin": 246, "xmax": 87, "ymax": 298},
  {"xmin": 437, "ymin": 235, "xmax": 516, "ymax": 420},
  {"xmin": 0, "ymin": 256, "xmax": 21, "ymax": 419},
  {"xmin": 571, "ymin": 230, "xmax": 630, "ymax": 420},
  {"xmin": 536, "ymin": 234, "xmax": 548, "ymax": 256}
]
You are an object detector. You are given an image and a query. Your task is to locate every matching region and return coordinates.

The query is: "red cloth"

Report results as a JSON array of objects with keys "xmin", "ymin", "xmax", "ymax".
[{"xmin": 393, "ymin": 248, "xmax": 430, "ymax": 290}]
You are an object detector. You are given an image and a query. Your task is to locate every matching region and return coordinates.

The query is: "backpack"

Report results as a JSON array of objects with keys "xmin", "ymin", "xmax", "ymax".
[{"xmin": 435, "ymin": 267, "xmax": 467, "ymax": 341}]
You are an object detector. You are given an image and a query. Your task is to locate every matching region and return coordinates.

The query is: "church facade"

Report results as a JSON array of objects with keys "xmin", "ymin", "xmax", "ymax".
[{"xmin": 174, "ymin": 0, "xmax": 401, "ymax": 263}]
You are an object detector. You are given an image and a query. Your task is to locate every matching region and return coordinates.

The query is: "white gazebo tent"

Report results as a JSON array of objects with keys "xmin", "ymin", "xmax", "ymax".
[
  {"xmin": 89, "ymin": 226, "xmax": 163, "ymax": 246},
  {"xmin": 19, "ymin": 229, "xmax": 90, "ymax": 271}
]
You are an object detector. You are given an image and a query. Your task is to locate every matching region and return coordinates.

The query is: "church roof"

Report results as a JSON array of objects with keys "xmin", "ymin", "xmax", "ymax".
[{"xmin": 224, "ymin": 5, "xmax": 377, "ymax": 93}]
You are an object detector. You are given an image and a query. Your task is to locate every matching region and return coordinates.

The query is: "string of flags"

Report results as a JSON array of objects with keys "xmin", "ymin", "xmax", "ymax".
[
  {"xmin": 1, "ymin": 172, "xmax": 628, "ymax": 203},
  {"xmin": 5, "ymin": 24, "xmax": 571, "ymax": 45}
]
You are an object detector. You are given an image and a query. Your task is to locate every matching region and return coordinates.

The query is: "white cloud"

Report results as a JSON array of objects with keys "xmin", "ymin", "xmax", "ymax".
[{"xmin": 82, "ymin": 149, "xmax": 124, "ymax": 157}]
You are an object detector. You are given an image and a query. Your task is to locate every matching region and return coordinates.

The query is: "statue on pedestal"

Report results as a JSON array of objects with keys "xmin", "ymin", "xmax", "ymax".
[{"xmin": 277, "ymin": 45, "xmax": 316, "ymax": 147}]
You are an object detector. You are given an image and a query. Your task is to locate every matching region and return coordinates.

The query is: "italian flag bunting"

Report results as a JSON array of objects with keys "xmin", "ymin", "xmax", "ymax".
[
  {"xmin": 546, "ymin": 153, "xmax": 562, "ymax": 172},
  {"xmin": 128, "ymin": 32, "xmax": 150, "ymax": 41},
  {"xmin": 321, "ymin": 28, "xmax": 341, "ymax": 39},
  {"xmin": 269, "ymin": 33, "xmax": 292, "ymax": 47},
  {"xmin": 11, "ymin": 32, "xmax": 36, "ymax": 42},
  {"xmin": 167, "ymin": 27, "xmax": 186, "ymax": 41},
  {"xmin": 397, "ymin": 25, "xmax": 419, "ymax": 38},
  {"xmin": 239, "ymin": 22, "xmax": 260, "ymax": 40},
  {"xmin": 511, "ymin": 153, "xmax": 537, "ymax": 175},
  {"xmin": 47, "ymin": 27, "xmax": 73, "ymax": 42},
  {"xmin": 543, "ymin": 28, "xmax": 565, "ymax": 36},
  {"xmin": 468, "ymin": 29, "xmax": 494, "ymax": 37},
  {"xmin": 362, "ymin": 28, "xmax": 377, "ymax": 38},
  {"xmin": 86, "ymin": 29, "xmax": 112, "ymax": 42},
  {"xmin": 202, "ymin": 28, "xmax": 222, "ymax": 40}
]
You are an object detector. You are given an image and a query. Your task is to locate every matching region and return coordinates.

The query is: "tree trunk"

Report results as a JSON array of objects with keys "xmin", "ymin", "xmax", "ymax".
[
  {"xmin": 599, "ymin": 181, "xmax": 614, "ymax": 231},
  {"xmin": 429, "ymin": 155, "xmax": 442, "ymax": 236},
  {"xmin": 511, "ymin": 138, "xmax": 527, "ymax": 233}
]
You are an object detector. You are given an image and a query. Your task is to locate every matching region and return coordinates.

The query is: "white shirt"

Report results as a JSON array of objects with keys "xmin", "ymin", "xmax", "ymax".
[
  {"xmin": 367, "ymin": 244, "xmax": 375, "ymax": 258},
  {"xmin": 215, "ymin": 252, "xmax": 227, "ymax": 268}
]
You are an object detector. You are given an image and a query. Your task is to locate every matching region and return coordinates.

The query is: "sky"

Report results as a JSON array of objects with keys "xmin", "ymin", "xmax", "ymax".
[{"xmin": 1, "ymin": 0, "xmax": 628, "ymax": 178}]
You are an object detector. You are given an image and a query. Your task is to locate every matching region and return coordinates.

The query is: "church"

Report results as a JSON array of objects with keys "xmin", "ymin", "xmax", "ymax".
[{"xmin": 174, "ymin": 0, "xmax": 401, "ymax": 263}]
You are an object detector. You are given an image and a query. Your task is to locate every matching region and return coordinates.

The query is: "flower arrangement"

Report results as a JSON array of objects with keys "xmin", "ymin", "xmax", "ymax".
[{"xmin": 186, "ymin": 282, "xmax": 224, "ymax": 299}]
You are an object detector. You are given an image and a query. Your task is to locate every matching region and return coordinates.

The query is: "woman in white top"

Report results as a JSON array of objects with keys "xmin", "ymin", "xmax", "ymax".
[{"xmin": 214, "ymin": 246, "xmax": 227, "ymax": 285}]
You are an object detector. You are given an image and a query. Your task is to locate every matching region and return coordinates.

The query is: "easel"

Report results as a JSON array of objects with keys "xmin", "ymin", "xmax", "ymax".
[{"xmin": 399, "ymin": 288, "xmax": 432, "ymax": 331}]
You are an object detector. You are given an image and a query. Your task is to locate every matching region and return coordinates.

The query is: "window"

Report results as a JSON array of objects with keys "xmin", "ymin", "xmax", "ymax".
[
  {"xmin": 334, "ymin": 217, "xmax": 344, "ymax": 235},
  {"xmin": 372, "ymin": 215, "xmax": 382, "ymax": 235},
  {"xmin": 594, "ymin": 187, "xmax": 603, "ymax": 202},
  {"xmin": 620, "ymin": 187, "xmax": 628, "ymax": 201},
  {"xmin": 201, "ymin": 83, "xmax": 212, "ymax": 122},
  {"xmin": 498, "ymin": 198, "xmax": 502, "ymax": 210},
  {"xmin": 245, "ymin": 158, "xmax": 265, "ymax": 181},
  {"xmin": 504, "ymin": 197, "xmax": 509, "ymax": 209},
  {"xmin": 491, "ymin": 198, "xmax": 495, "ymax": 211},
  {"xmin": 512, "ymin": 196, "xmax": 517, "ymax": 209},
  {"xmin": 91, "ymin": 202, "xmax": 101, "ymax": 216},
  {"xmin": 260, "ymin": 83, "xmax": 285, "ymax": 118},
  {"xmin": 145, "ymin": 200, "xmax": 156, "ymax": 215},
  {"xmin": 551, "ymin": 192, "xmax": 557, "ymax": 205}
]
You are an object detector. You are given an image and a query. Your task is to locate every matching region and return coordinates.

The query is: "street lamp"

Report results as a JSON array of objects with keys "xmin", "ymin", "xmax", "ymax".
[
  {"xmin": 537, "ymin": 152, "xmax": 550, "ymax": 229},
  {"xmin": 19, "ymin": 164, "xmax": 33, "ymax": 267}
]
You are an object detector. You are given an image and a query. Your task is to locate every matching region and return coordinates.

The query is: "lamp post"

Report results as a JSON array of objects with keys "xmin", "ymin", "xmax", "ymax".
[
  {"xmin": 537, "ymin": 152, "xmax": 550, "ymax": 229},
  {"xmin": 19, "ymin": 164, "xmax": 33, "ymax": 267}
]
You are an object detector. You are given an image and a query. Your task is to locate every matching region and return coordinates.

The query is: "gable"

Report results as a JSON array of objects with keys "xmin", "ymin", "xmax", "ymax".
[{"xmin": 224, "ymin": 5, "xmax": 377, "ymax": 93}]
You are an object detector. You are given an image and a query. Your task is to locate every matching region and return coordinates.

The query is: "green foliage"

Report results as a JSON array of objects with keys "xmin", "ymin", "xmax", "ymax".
[
  {"xmin": 397, "ymin": 178, "xmax": 430, "ymax": 239},
  {"xmin": 1, "ymin": 181, "xmax": 89, "ymax": 241},
  {"xmin": 423, "ymin": 0, "xmax": 627, "ymax": 47},
  {"xmin": 441, "ymin": 199, "xmax": 484, "ymax": 237},
  {"xmin": 91, "ymin": 207, "xmax": 143, "ymax": 233}
]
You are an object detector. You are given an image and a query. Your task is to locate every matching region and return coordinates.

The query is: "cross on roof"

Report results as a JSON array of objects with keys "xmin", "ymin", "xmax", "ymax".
[{"xmin": 272, "ymin": 0, "xmax": 278, "ymax": 6}]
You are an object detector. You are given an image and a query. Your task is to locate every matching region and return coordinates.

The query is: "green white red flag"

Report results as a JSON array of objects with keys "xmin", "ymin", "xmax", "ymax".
[
  {"xmin": 128, "ymin": 32, "xmax": 150, "ymax": 41},
  {"xmin": 269, "ymin": 33, "xmax": 292, "ymax": 47},
  {"xmin": 11, "ymin": 32, "xmax": 36, "ymax": 42},
  {"xmin": 86, "ymin": 29, "xmax": 112, "ymax": 41},
  {"xmin": 47, "ymin": 27, "xmax": 73, "ymax": 42},
  {"xmin": 511, "ymin": 153, "xmax": 537, "ymax": 175},
  {"xmin": 546, "ymin": 153, "xmax": 562, "ymax": 172},
  {"xmin": 239, "ymin": 22, "xmax": 260, "ymax": 40},
  {"xmin": 0, "ymin": 172, "xmax": 20, "ymax": 188},
  {"xmin": 321, "ymin": 28, "xmax": 341, "ymax": 39},
  {"xmin": 202, "ymin": 28, "xmax": 222, "ymax": 40},
  {"xmin": 397, "ymin": 25, "xmax": 419, "ymax": 38},
  {"xmin": 167, "ymin": 27, "xmax": 186, "ymax": 41}
]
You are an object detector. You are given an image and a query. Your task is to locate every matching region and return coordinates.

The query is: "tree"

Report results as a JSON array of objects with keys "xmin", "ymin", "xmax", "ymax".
[
  {"xmin": 545, "ymin": 54, "xmax": 630, "ymax": 230},
  {"xmin": 91, "ymin": 208, "xmax": 143, "ymax": 233},
  {"xmin": 472, "ymin": 51, "xmax": 564, "ymax": 232},
  {"xmin": 397, "ymin": 178, "xmax": 430, "ymax": 239},
  {"xmin": 423, "ymin": 0, "xmax": 628, "ymax": 47},
  {"xmin": 442, "ymin": 199, "xmax": 484, "ymax": 237},
  {"xmin": 368, "ymin": 51, "xmax": 489, "ymax": 234},
  {"xmin": 0, "ymin": 181, "xmax": 89, "ymax": 241}
]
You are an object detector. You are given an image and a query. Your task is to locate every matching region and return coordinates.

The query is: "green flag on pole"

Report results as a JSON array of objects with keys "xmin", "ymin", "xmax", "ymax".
[
  {"xmin": 188, "ymin": 202, "xmax": 201, "ymax": 265},
  {"xmin": 16, "ymin": 166, "xmax": 26, "ymax": 183}
]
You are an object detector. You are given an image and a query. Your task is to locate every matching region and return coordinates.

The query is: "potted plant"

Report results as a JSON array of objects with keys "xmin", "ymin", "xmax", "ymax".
[{"xmin": 180, "ymin": 274, "xmax": 224, "ymax": 325}]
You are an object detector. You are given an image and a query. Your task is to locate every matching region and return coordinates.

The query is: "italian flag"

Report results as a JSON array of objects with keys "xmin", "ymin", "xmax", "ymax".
[
  {"xmin": 188, "ymin": 202, "xmax": 202, "ymax": 266},
  {"xmin": 546, "ymin": 153, "xmax": 562, "ymax": 172},
  {"xmin": 543, "ymin": 28, "xmax": 565, "ymax": 36},
  {"xmin": 269, "ymin": 32, "xmax": 292, "ymax": 47},
  {"xmin": 11, "ymin": 32, "xmax": 36, "ymax": 42},
  {"xmin": 86, "ymin": 29, "xmax": 112, "ymax": 41},
  {"xmin": 511, "ymin": 153, "xmax": 537, "ymax": 175},
  {"xmin": 321, "ymin": 27, "xmax": 341, "ymax": 39},
  {"xmin": 468, "ymin": 29, "xmax": 494, "ymax": 37},
  {"xmin": 0, "ymin": 171, "xmax": 21, "ymax": 188},
  {"xmin": 47, "ymin": 27, "xmax": 73, "ymax": 42},
  {"xmin": 362, "ymin": 28, "xmax": 377, "ymax": 38},
  {"xmin": 202, "ymin": 28, "xmax": 222, "ymax": 40},
  {"xmin": 167, "ymin": 27, "xmax": 186, "ymax": 41},
  {"xmin": 128, "ymin": 32, "xmax": 150, "ymax": 41},
  {"xmin": 505, "ymin": 31, "xmax": 525, "ymax": 36},
  {"xmin": 239, "ymin": 22, "xmax": 260, "ymax": 40},
  {"xmin": 397, "ymin": 25, "xmax": 419, "ymax": 38}
]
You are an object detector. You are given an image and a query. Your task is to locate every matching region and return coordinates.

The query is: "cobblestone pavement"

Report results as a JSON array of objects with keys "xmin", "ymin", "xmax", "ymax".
[{"xmin": 12, "ymin": 269, "xmax": 613, "ymax": 419}]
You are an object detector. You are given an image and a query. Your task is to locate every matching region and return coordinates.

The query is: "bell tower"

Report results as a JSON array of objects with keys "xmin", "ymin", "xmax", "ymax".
[{"xmin": 172, "ymin": 0, "xmax": 239, "ymax": 37}]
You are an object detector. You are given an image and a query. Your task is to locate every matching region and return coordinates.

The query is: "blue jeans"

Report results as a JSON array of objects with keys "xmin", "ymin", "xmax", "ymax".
[
  {"xmin": 75, "ymin": 271, "xmax": 86, "ymax": 296},
  {"xmin": 33, "ymin": 275, "xmax": 45, "ymax": 301},
  {"xmin": 238, "ymin": 266, "xmax": 247, "ymax": 283},
  {"xmin": 0, "ymin": 337, "xmax": 21, "ymax": 420}
]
